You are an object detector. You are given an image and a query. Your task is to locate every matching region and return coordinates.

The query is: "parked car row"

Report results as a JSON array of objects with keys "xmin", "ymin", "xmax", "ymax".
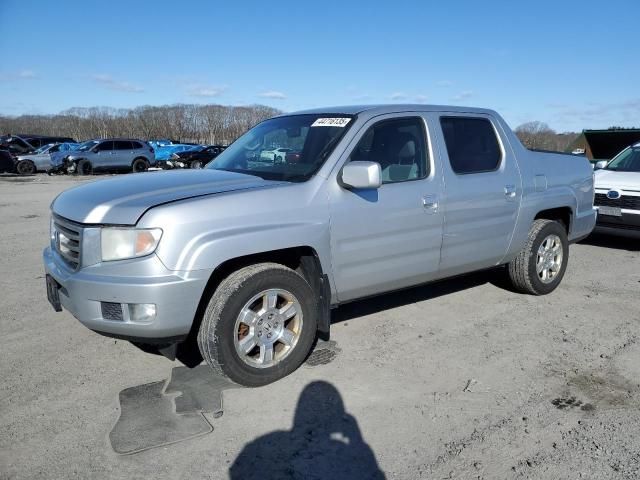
[{"xmin": 0, "ymin": 134, "xmax": 229, "ymax": 175}]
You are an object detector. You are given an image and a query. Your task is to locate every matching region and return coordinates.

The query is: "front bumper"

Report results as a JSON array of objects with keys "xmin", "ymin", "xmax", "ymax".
[
  {"xmin": 594, "ymin": 208, "xmax": 640, "ymax": 235},
  {"xmin": 43, "ymin": 246, "xmax": 211, "ymax": 341}
]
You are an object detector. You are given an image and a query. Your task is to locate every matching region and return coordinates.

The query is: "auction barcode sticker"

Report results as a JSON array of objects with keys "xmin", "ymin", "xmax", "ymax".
[{"xmin": 311, "ymin": 118, "xmax": 351, "ymax": 127}]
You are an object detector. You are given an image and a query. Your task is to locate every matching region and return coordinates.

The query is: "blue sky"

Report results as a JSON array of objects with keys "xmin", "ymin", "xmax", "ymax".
[{"xmin": 1, "ymin": 0, "xmax": 638, "ymax": 132}]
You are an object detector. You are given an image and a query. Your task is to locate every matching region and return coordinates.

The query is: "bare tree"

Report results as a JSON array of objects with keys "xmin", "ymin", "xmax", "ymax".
[
  {"xmin": 0, "ymin": 103, "xmax": 282, "ymax": 145},
  {"xmin": 515, "ymin": 121, "xmax": 579, "ymax": 152}
]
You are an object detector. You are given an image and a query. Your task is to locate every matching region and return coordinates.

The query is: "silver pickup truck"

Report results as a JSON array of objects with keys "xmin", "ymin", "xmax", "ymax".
[{"xmin": 43, "ymin": 105, "xmax": 596, "ymax": 386}]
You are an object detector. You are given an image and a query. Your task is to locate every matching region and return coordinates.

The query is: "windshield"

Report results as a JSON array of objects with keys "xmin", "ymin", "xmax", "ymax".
[
  {"xmin": 34, "ymin": 143, "xmax": 54, "ymax": 153},
  {"xmin": 77, "ymin": 140, "xmax": 99, "ymax": 152},
  {"xmin": 207, "ymin": 114, "xmax": 354, "ymax": 181},
  {"xmin": 605, "ymin": 146, "xmax": 640, "ymax": 172}
]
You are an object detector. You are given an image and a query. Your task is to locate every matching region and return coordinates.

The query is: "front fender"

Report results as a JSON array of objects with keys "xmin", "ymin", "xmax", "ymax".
[{"xmin": 137, "ymin": 178, "xmax": 336, "ymax": 297}]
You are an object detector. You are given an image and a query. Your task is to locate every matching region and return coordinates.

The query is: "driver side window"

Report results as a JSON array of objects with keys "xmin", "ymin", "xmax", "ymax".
[{"xmin": 349, "ymin": 117, "xmax": 429, "ymax": 183}]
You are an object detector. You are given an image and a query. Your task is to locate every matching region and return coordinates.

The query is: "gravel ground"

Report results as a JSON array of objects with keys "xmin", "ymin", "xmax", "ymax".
[{"xmin": 1, "ymin": 174, "xmax": 639, "ymax": 479}]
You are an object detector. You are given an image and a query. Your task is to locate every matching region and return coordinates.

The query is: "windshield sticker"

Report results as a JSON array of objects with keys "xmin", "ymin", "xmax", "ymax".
[{"xmin": 311, "ymin": 118, "xmax": 351, "ymax": 128}]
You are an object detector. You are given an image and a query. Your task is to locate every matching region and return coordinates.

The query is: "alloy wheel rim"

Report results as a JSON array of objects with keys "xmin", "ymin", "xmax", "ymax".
[
  {"xmin": 536, "ymin": 234, "xmax": 563, "ymax": 284},
  {"xmin": 233, "ymin": 289, "xmax": 303, "ymax": 369}
]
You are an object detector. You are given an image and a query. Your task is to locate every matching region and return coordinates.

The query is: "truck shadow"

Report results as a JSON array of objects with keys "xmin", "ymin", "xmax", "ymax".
[
  {"xmin": 331, "ymin": 268, "xmax": 508, "ymax": 324},
  {"xmin": 579, "ymin": 232, "xmax": 640, "ymax": 252}
]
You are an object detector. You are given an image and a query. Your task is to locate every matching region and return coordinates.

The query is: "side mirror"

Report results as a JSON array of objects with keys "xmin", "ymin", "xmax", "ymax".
[
  {"xmin": 341, "ymin": 161, "xmax": 382, "ymax": 189},
  {"xmin": 594, "ymin": 160, "xmax": 608, "ymax": 170}
]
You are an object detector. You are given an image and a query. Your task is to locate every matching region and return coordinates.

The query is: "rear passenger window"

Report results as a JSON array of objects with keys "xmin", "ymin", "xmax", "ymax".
[
  {"xmin": 113, "ymin": 141, "xmax": 133, "ymax": 150},
  {"xmin": 349, "ymin": 117, "xmax": 429, "ymax": 184},
  {"xmin": 440, "ymin": 117, "xmax": 502, "ymax": 174}
]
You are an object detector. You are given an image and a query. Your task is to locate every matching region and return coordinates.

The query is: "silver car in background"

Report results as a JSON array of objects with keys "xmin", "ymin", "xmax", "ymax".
[
  {"xmin": 64, "ymin": 139, "xmax": 156, "ymax": 175},
  {"xmin": 14, "ymin": 142, "xmax": 79, "ymax": 174}
]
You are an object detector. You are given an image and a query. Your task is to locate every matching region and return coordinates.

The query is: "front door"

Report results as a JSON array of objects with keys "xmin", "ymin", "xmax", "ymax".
[
  {"xmin": 328, "ymin": 115, "xmax": 444, "ymax": 302},
  {"xmin": 94, "ymin": 140, "xmax": 114, "ymax": 168},
  {"xmin": 432, "ymin": 113, "xmax": 522, "ymax": 276}
]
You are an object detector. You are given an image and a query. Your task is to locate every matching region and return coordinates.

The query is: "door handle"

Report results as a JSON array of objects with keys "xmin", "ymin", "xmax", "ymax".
[
  {"xmin": 422, "ymin": 194, "xmax": 438, "ymax": 213},
  {"xmin": 504, "ymin": 185, "xmax": 516, "ymax": 198}
]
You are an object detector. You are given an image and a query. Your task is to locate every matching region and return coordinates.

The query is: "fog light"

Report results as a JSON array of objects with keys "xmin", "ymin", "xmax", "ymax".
[{"xmin": 128, "ymin": 303, "xmax": 156, "ymax": 323}]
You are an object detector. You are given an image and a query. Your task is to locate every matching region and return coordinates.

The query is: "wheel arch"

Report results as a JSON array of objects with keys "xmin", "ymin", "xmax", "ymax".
[
  {"xmin": 534, "ymin": 206, "xmax": 573, "ymax": 234},
  {"xmin": 176, "ymin": 246, "xmax": 331, "ymax": 366}
]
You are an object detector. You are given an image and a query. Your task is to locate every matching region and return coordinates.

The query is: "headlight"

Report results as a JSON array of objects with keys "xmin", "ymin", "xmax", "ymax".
[{"xmin": 101, "ymin": 228, "xmax": 162, "ymax": 262}]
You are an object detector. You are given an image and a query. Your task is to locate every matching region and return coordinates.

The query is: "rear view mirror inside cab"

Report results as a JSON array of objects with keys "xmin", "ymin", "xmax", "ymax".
[{"xmin": 287, "ymin": 127, "xmax": 302, "ymax": 138}]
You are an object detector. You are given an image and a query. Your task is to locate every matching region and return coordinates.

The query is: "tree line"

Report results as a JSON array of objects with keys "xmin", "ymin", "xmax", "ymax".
[
  {"xmin": 0, "ymin": 104, "xmax": 282, "ymax": 145},
  {"xmin": 514, "ymin": 121, "xmax": 579, "ymax": 152},
  {"xmin": 1, "ymin": 105, "xmax": 581, "ymax": 153}
]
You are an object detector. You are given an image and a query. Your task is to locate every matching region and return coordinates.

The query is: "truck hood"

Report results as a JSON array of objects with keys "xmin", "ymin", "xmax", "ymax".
[
  {"xmin": 52, "ymin": 169, "xmax": 284, "ymax": 225},
  {"xmin": 594, "ymin": 169, "xmax": 640, "ymax": 190}
]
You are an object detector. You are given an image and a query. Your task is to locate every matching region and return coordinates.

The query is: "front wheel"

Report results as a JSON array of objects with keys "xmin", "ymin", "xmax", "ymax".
[
  {"xmin": 16, "ymin": 160, "xmax": 36, "ymax": 175},
  {"xmin": 197, "ymin": 263, "xmax": 317, "ymax": 387},
  {"xmin": 76, "ymin": 159, "xmax": 93, "ymax": 175},
  {"xmin": 191, "ymin": 160, "xmax": 202, "ymax": 169},
  {"xmin": 507, "ymin": 219, "xmax": 569, "ymax": 295}
]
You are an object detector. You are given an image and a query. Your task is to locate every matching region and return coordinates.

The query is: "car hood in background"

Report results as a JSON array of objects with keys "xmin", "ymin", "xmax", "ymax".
[
  {"xmin": 52, "ymin": 169, "xmax": 284, "ymax": 225},
  {"xmin": 594, "ymin": 170, "xmax": 640, "ymax": 190}
]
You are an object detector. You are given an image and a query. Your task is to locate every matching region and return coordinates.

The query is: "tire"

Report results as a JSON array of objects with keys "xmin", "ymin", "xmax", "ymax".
[
  {"xmin": 198, "ymin": 263, "xmax": 317, "ymax": 387},
  {"xmin": 507, "ymin": 219, "xmax": 569, "ymax": 295},
  {"xmin": 76, "ymin": 159, "xmax": 93, "ymax": 175},
  {"xmin": 132, "ymin": 157, "xmax": 149, "ymax": 173},
  {"xmin": 275, "ymin": 156, "xmax": 282, "ymax": 164},
  {"xmin": 16, "ymin": 160, "xmax": 36, "ymax": 175},
  {"xmin": 191, "ymin": 160, "xmax": 202, "ymax": 169}
]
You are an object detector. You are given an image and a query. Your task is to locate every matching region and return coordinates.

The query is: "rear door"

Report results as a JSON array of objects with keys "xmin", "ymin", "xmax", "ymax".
[
  {"xmin": 328, "ymin": 114, "xmax": 444, "ymax": 301},
  {"xmin": 113, "ymin": 140, "xmax": 133, "ymax": 167},
  {"xmin": 431, "ymin": 113, "xmax": 521, "ymax": 276}
]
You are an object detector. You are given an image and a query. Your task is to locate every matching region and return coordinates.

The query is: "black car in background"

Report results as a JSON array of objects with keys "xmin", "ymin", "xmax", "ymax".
[
  {"xmin": 0, "ymin": 134, "xmax": 76, "ymax": 155},
  {"xmin": 169, "ymin": 144, "xmax": 227, "ymax": 169},
  {"xmin": 0, "ymin": 146, "xmax": 15, "ymax": 173}
]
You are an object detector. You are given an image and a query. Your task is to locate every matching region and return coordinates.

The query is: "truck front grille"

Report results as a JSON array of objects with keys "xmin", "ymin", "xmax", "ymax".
[
  {"xmin": 53, "ymin": 216, "xmax": 82, "ymax": 270},
  {"xmin": 594, "ymin": 193, "xmax": 640, "ymax": 210}
]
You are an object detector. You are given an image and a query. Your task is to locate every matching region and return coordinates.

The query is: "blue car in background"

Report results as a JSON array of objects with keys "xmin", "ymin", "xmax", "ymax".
[
  {"xmin": 148, "ymin": 139, "xmax": 174, "ymax": 149},
  {"xmin": 155, "ymin": 144, "xmax": 199, "ymax": 161}
]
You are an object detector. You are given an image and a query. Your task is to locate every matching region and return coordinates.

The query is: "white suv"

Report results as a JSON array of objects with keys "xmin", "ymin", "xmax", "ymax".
[{"xmin": 593, "ymin": 142, "xmax": 640, "ymax": 234}]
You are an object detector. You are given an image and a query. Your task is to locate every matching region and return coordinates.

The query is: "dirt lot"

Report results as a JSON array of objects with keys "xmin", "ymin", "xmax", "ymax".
[{"xmin": 1, "ymin": 174, "xmax": 639, "ymax": 479}]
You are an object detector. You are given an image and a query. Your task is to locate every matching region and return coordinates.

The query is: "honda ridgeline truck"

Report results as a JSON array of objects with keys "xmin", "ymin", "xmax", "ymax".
[{"xmin": 43, "ymin": 105, "xmax": 596, "ymax": 386}]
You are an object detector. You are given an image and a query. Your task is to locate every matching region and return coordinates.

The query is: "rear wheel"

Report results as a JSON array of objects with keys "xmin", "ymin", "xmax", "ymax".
[
  {"xmin": 16, "ymin": 160, "xmax": 36, "ymax": 175},
  {"xmin": 132, "ymin": 157, "xmax": 149, "ymax": 173},
  {"xmin": 197, "ymin": 263, "xmax": 317, "ymax": 387},
  {"xmin": 507, "ymin": 219, "xmax": 569, "ymax": 295}
]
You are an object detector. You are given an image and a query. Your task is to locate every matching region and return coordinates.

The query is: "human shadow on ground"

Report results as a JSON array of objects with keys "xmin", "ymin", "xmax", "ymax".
[{"xmin": 229, "ymin": 380, "xmax": 385, "ymax": 480}]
